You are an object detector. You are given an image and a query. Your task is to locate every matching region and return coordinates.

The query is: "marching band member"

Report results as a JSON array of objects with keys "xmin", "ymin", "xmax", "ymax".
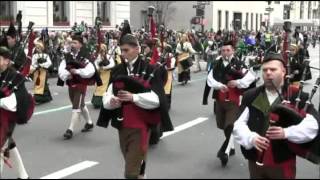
[
  {"xmin": 91, "ymin": 44, "xmax": 115, "ymax": 109},
  {"xmin": 58, "ymin": 34, "xmax": 99, "ymax": 140},
  {"xmin": 176, "ymin": 33, "xmax": 196, "ymax": 85},
  {"xmin": 205, "ymin": 41, "xmax": 256, "ymax": 167},
  {"xmin": 30, "ymin": 39, "xmax": 53, "ymax": 104},
  {"xmin": 0, "ymin": 46, "xmax": 34, "ymax": 179},
  {"xmin": 233, "ymin": 53, "xmax": 319, "ymax": 179},
  {"xmin": 97, "ymin": 33, "xmax": 173, "ymax": 179}
]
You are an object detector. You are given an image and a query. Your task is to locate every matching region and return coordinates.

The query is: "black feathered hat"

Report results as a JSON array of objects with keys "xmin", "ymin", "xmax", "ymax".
[
  {"xmin": 120, "ymin": 20, "xmax": 132, "ymax": 42},
  {"xmin": 6, "ymin": 22, "xmax": 17, "ymax": 38},
  {"xmin": 222, "ymin": 40, "xmax": 234, "ymax": 47},
  {"xmin": 262, "ymin": 52, "xmax": 285, "ymax": 67}
]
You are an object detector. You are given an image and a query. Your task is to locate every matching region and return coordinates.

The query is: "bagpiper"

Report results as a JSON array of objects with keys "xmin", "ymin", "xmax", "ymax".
[
  {"xmin": 0, "ymin": 46, "xmax": 34, "ymax": 179},
  {"xmin": 58, "ymin": 32, "xmax": 101, "ymax": 140}
]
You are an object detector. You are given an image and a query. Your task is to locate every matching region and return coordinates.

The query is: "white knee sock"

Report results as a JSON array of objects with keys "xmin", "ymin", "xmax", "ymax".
[
  {"xmin": 230, "ymin": 135, "xmax": 235, "ymax": 149},
  {"xmin": 10, "ymin": 147, "xmax": 28, "ymax": 179},
  {"xmin": 81, "ymin": 106, "xmax": 93, "ymax": 124},
  {"xmin": 0, "ymin": 151, "xmax": 4, "ymax": 178},
  {"xmin": 68, "ymin": 111, "xmax": 81, "ymax": 132}
]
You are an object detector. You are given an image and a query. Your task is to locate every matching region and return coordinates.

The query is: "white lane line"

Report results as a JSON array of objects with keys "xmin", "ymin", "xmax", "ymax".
[
  {"xmin": 33, "ymin": 77, "xmax": 207, "ymax": 116},
  {"xmin": 33, "ymin": 101, "xmax": 91, "ymax": 116},
  {"xmin": 40, "ymin": 161, "xmax": 99, "ymax": 179},
  {"xmin": 39, "ymin": 117, "xmax": 209, "ymax": 178},
  {"xmin": 161, "ymin": 117, "xmax": 209, "ymax": 139}
]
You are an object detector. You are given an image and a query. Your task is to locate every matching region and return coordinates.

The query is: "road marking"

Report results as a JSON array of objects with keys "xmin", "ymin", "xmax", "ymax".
[
  {"xmin": 33, "ymin": 101, "xmax": 91, "ymax": 116},
  {"xmin": 38, "ymin": 117, "xmax": 208, "ymax": 178},
  {"xmin": 161, "ymin": 117, "xmax": 209, "ymax": 139},
  {"xmin": 33, "ymin": 77, "xmax": 207, "ymax": 116},
  {"xmin": 40, "ymin": 161, "xmax": 99, "ymax": 179}
]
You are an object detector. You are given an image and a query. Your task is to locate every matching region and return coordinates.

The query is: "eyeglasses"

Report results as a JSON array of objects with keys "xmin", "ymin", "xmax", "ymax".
[{"xmin": 121, "ymin": 48, "xmax": 130, "ymax": 52}]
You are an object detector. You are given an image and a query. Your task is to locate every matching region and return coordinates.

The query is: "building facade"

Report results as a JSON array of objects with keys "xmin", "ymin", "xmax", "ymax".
[
  {"xmin": 130, "ymin": 1, "xmax": 267, "ymax": 32},
  {"xmin": 0, "ymin": 1, "xmax": 130, "ymax": 31},
  {"xmin": 270, "ymin": 1, "xmax": 320, "ymax": 31}
]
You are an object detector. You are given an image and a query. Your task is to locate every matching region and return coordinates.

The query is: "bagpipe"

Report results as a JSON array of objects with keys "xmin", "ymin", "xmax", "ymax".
[
  {"xmin": 218, "ymin": 57, "xmax": 250, "ymax": 105},
  {"xmin": 0, "ymin": 21, "xmax": 35, "ymax": 93},
  {"xmin": 0, "ymin": 21, "xmax": 35, "ymax": 158},
  {"xmin": 57, "ymin": 47, "xmax": 102, "ymax": 87},
  {"xmin": 112, "ymin": 49, "xmax": 170, "ymax": 126},
  {"xmin": 112, "ymin": 7, "xmax": 171, "ymax": 126},
  {"xmin": 256, "ymin": 21, "xmax": 320, "ymax": 166}
]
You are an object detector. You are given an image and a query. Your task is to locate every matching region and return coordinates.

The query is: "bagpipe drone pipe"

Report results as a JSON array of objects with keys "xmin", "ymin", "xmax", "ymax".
[{"xmin": 256, "ymin": 21, "xmax": 320, "ymax": 166}]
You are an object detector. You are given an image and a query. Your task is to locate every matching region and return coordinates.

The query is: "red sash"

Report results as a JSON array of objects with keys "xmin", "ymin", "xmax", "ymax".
[
  {"xmin": 122, "ymin": 103, "xmax": 161, "ymax": 153},
  {"xmin": 217, "ymin": 88, "xmax": 242, "ymax": 106}
]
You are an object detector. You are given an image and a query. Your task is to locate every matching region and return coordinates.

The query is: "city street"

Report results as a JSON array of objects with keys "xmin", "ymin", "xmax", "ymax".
[{"xmin": 1, "ymin": 44, "xmax": 319, "ymax": 179}]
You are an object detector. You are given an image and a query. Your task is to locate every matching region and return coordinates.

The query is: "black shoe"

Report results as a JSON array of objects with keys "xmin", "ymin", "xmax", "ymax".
[
  {"xmin": 63, "ymin": 129, "xmax": 73, "ymax": 140},
  {"xmin": 217, "ymin": 153, "xmax": 229, "ymax": 167},
  {"xmin": 81, "ymin": 123, "xmax": 94, "ymax": 132},
  {"xmin": 229, "ymin": 149, "xmax": 235, "ymax": 156}
]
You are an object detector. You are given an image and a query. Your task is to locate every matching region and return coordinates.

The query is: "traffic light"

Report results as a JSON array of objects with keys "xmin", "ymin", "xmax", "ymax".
[
  {"xmin": 196, "ymin": 8, "xmax": 205, "ymax": 16},
  {"xmin": 191, "ymin": 17, "xmax": 201, "ymax": 24}
]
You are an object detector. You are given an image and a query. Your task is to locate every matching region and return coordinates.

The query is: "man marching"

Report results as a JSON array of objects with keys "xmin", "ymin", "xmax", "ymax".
[
  {"xmin": 58, "ymin": 33, "xmax": 99, "ymax": 140},
  {"xmin": 0, "ymin": 46, "xmax": 34, "ymax": 179},
  {"xmin": 97, "ymin": 33, "xmax": 173, "ymax": 179},
  {"xmin": 204, "ymin": 41, "xmax": 256, "ymax": 167}
]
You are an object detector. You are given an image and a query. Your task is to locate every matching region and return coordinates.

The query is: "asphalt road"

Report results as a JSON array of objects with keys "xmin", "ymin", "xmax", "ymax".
[{"xmin": 1, "ymin": 44, "xmax": 320, "ymax": 179}]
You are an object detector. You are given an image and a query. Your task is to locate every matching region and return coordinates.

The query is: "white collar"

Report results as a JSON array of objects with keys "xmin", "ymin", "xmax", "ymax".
[
  {"xmin": 126, "ymin": 56, "xmax": 139, "ymax": 66},
  {"xmin": 223, "ymin": 55, "xmax": 234, "ymax": 62},
  {"xmin": 126, "ymin": 56, "xmax": 139, "ymax": 73},
  {"xmin": 265, "ymin": 87, "xmax": 281, "ymax": 105}
]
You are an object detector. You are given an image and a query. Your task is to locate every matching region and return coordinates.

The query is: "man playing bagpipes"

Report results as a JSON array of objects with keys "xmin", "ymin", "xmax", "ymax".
[
  {"xmin": 5, "ymin": 23, "xmax": 27, "ymax": 71},
  {"xmin": 30, "ymin": 36, "xmax": 53, "ymax": 104},
  {"xmin": 91, "ymin": 44, "xmax": 115, "ymax": 109},
  {"xmin": 202, "ymin": 40, "xmax": 256, "ymax": 167},
  {"xmin": 176, "ymin": 33, "xmax": 197, "ymax": 85},
  {"xmin": 96, "ymin": 28, "xmax": 173, "ymax": 179},
  {"xmin": 0, "ymin": 46, "xmax": 34, "ymax": 179},
  {"xmin": 58, "ymin": 33, "xmax": 102, "ymax": 140},
  {"xmin": 233, "ymin": 53, "xmax": 320, "ymax": 179}
]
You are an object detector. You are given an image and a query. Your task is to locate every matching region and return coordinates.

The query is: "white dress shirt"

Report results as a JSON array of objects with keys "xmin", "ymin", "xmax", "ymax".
[
  {"xmin": 58, "ymin": 51, "xmax": 95, "ymax": 81},
  {"xmin": 31, "ymin": 53, "xmax": 52, "ymax": 71},
  {"xmin": 0, "ymin": 93, "xmax": 17, "ymax": 112},
  {"xmin": 94, "ymin": 54, "xmax": 115, "ymax": 70}
]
